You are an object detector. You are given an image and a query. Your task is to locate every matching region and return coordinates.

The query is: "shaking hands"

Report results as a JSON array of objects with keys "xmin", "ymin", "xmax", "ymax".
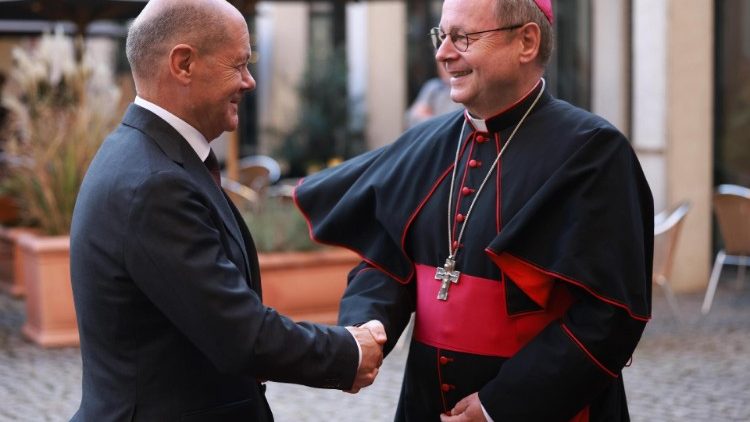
[{"xmin": 345, "ymin": 320, "xmax": 387, "ymax": 393}]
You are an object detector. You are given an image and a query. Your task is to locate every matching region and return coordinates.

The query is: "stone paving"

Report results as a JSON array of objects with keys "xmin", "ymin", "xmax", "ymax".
[{"xmin": 1, "ymin": 273, "xmax": 749, "ymax": 421}]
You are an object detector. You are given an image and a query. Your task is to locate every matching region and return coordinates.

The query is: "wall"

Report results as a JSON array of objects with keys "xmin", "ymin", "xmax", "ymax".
[
  {"xmin": 665, "ymin": 0, "xmax": 713, "ymax": 292},
  {"xmin": 632, "ymin": 0, "xmax": 713, "ymax": 292},
  {"xmin": 348, "ymin": 1, "xmax": 407, "ymax": 150},
  {"xmin": 255, "ymin": 3, "xmax": 309, "ymax": 156}
]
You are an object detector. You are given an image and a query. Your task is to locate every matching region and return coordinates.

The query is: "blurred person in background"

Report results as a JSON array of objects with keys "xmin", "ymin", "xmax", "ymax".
[{"xmin": 405, "ymin": 62, "xmax": 463, "ymax": 128}]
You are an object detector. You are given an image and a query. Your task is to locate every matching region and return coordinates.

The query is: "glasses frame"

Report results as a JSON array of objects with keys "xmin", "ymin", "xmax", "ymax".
[{"xmin": 429, "ymin": 24, "xmax": 525, "ymax": 52}]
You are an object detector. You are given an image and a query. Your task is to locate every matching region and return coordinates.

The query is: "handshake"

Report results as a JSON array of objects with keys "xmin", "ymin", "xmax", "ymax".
[{"xmin": 345, "ymin": 320, "xmax": 387, "ymax": 393}]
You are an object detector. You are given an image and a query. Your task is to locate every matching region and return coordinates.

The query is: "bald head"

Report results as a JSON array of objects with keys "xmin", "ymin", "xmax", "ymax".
[{"xmin": 126, "ymin": 0, "xmax": 242, "ymax": 82}]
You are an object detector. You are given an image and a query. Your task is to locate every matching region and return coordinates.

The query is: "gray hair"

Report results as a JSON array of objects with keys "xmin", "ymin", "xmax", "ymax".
[
  {"xmin": 495, "ymin": 0, "xmax": 554, "ymax": 65},
  {"xmin": 126, "ymin": 3, "xmax": 229, "ymax": 79}
]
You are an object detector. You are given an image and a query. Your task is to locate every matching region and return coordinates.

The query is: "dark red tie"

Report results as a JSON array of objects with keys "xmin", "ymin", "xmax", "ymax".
[{"xmin": 204, "ymin": 149, "xmax": 221, "ymax": 187}]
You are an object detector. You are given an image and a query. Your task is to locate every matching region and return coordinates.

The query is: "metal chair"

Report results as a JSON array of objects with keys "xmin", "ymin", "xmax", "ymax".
[
  {"xmin": 237, "ymin": 155, "xmax": 281, "ymax": 196},
  {"xmin": 701, "ymin": 184, "xmax": 750, "ymax": 314},
  {"xmin": 653, "ymin": 201, "xmax": 691, "ymax": 319},
  {"xmin": 221, "ymin": 177, "xmax": 260, "ymax": 212}
]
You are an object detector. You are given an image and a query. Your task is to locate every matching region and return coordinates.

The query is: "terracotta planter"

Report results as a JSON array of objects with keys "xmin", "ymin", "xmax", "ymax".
[
  {"xmin": 259, "ymin": 248, "xmax": 360, "ymax": 324},
  {"xmin": 18, "ymin": 233, "xmax": 79, "ymax": 348},
  {"xmin": 0, "ymin": 226, "xmax": 38, "ymax": 297}
]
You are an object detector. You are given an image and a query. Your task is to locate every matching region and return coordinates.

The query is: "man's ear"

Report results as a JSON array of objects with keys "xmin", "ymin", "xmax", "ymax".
[
  {"xmin": 169, "ymin": 44, "xmax": 196, "ymax": 85},
  {"xmin": 517, "ymin": 22, "xmax": 541, "ymax": 65}
]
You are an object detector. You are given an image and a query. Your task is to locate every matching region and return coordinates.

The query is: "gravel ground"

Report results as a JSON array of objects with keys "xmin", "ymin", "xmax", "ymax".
[{"xmin": 1, "ymin": 272, "xmax": 748, "ymax": 421}]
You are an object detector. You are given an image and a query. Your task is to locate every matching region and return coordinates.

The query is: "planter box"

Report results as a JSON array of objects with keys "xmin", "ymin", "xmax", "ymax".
[
  {"xmin": 18, "ymin": 234, "xmax": 79, "ymax": 348},
  {"xmin": 14, "ymin": 236, "xmax": 358, "ymax": 346},
  {"xmin": 260, "ymin": 248, "xmax": 360, "ymax": 324},
  {"xmin": 0, "ymin": 226, "xmax": 37, "ymax": 297}
]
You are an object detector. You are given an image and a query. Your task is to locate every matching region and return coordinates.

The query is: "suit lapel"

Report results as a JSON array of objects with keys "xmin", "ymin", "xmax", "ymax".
[
  {"xmin": 121, "ymin": 104, "xmax": 254, "ymax": 287},
  {"xmin": 223, "ymin": 191, "xmax": 262, "ymax": 298}
]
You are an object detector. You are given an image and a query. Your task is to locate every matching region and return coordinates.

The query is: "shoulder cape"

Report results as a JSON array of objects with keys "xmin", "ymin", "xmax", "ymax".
[{"xmin": 295, "ymin": 95, "xmax": 653, "ymax": 320}]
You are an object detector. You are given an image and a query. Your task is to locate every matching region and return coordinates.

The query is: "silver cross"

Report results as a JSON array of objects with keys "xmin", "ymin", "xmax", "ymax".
[{"xmin": 435, "ymin": 257, "xmax": 460, "ymax": 301}]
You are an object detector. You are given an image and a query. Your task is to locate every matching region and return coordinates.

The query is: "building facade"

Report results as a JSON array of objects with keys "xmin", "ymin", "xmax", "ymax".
[
  {"xmin": 252, "ymin": 0, "xmax": 725, "ymax": 293},
  {"xmin": 1, "ymin": 0, "xmax": 744, "ymax": 294}
]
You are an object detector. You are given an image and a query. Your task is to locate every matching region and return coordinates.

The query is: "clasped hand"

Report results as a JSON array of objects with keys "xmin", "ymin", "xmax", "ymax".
[
  {"xmin": 440, "ymin": 392, "xmax": 487, "ymax": 422},
  {"xmin": 345, "ymin": 320, "xmax": 386, "ymax": 393}
]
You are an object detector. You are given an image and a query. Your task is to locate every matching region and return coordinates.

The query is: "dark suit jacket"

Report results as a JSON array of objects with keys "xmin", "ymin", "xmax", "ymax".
[{"xmin": 70, "ymin": 104, "xmax": 358, "ymax": 421}]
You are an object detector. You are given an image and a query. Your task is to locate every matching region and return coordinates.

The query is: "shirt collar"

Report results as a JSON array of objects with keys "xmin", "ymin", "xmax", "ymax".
[{"xmin": 134, "ymin": 96, "xmax": 211, "ymax": 161}]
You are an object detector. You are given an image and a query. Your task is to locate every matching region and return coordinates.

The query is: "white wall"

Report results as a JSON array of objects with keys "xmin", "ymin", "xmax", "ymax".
[
  {"xmin": 591, "ymin": 0, "xmax": 629, "ymax": 135},
  {"xmin": 347, "ymin": 1, "xmax": 407, "ymax": 149},
  {"xmin": 632, "ymin": 0, "xmax": 668, "ymax": 214},
  {"xmin": 664, "ymin": 0, "xmax": 713, "ymax": 292},
  {"xmin": 256, "ymin": 2, "xmax": 309, "ymax": 155}
]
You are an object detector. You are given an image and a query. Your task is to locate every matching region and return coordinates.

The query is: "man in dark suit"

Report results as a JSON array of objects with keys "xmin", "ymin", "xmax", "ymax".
[{"xmin": 69, "ymin": 0, "xmax": 385, "ymax": 420}]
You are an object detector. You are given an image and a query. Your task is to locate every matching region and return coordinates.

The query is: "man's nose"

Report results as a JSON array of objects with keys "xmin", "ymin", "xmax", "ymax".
[
  {"xmin": 242, "ymin": 69, "xmax": 256, "ymax": 91},
  {"xmin": 435, "ymin": 36, "xmax": 458, "ymax": 62}
]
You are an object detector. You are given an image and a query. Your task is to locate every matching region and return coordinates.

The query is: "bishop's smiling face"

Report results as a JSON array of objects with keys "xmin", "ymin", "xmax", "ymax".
[{"xmin": 435, "ymin": 0, "xmax": 525, "ymax": 118}]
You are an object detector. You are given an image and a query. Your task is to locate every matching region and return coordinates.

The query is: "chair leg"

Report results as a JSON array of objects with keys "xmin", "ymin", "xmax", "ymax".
[
  {"xmin": 736, "ymin": 256, "xmax": 747, "ymax": 290},
  {"xmin": 659, "ymin": 279, "xmax": 681, "ymax": 322},
  {"xmin": 702, "ymin": 251, "xmax": 726, "ymax": 315}
]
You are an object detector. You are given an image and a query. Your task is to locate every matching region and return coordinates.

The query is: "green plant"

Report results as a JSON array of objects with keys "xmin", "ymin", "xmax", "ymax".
[
  {"xmin": 271, "ymin": 47, "xmax": 365, "ymax": 177},
  {"xmin": 242, "ymin": 197, "xmax": 321, "ymax": 253},
  {"xmin": 2, "ymin": 29, "xmax": 121, "ymax": 235}
]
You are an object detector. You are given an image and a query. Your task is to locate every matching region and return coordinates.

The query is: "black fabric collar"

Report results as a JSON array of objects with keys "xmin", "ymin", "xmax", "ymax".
[{"xmin": 466, "ymin": 79, "xmax": 551, "ymax": 134}]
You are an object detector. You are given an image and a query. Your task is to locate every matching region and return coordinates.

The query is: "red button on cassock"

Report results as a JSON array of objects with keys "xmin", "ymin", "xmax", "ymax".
[
  {"xmin": 452, "ymin": 240, "xmax": 460, "ymax": 249},
  {"xmin": 469, "ymin": 159, "xmax": 479, "ymax": 168},
  {"xmin": 439, "ymin": 356, "xmax": 450, "ymax": 365},
  {"xmin": 456, "ymin": 213, "xmax": 465, "ymax": 222},
  {"xmin": 462, "ymin": 187, "xmax": 473, "ymax": 195},
  {"xmin": 476, "ymin": 134, "xmax": 487, "ymax": 143},
  {"xmin": 441, "ymin": 383, "xmax": 454, "ymax": 392}
]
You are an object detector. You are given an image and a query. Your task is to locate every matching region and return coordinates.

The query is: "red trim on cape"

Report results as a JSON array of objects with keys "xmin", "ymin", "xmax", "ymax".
[
  {"xmin": 570, "ymin": 406, "xmax": 590, "ymax": 422},
  {"xmin": 561, "ymin": 323, "xmax": 618, "ymax": 378},
  {"xmin": 400, "ymin": 131, "xmax": 473, "ymax": 253},
  {"xmin": 485, "ymin": 249, "xmax": 651, "ymax": 322},
  {"xmin": 490, "ymin": 253, "xmax": 555, "ymax": 308}
]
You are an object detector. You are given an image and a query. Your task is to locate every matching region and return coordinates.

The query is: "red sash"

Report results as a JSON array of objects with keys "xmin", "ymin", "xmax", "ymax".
[{"xmin": 413, "ymin": 263, "xmax": 575, "ymax": 357}]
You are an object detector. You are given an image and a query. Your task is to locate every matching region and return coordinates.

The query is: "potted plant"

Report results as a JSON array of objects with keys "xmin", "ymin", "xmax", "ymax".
[
  {"xmin": 243, "ymin": 196, "xmax": 359, "ymax": 324},
  {"xmin": 2, "ymin": 29, "xmax": 121, "ymax": 347}
]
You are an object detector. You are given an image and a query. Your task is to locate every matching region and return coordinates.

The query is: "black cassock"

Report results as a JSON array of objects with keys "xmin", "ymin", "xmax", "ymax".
[{"xmin": 295, "ymin": 81, "xmax": 653, "ymax": 422}]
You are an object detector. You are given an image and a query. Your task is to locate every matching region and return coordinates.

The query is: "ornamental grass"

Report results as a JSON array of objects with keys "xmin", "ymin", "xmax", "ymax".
[{"xmin": 2, "ymin": 29, "xmax": 122, "ymax": 235}]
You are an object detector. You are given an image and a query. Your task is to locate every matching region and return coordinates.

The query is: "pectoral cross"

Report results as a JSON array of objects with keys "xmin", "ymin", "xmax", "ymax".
[{"xmin": 435, "ymin": 257, "xmax": 460, "ymax": 301}]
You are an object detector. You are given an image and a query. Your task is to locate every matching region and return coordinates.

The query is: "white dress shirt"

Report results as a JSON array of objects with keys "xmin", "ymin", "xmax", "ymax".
[{"xmin": 134, "ymin": 96, "xmax": 211, "ymax": 161}]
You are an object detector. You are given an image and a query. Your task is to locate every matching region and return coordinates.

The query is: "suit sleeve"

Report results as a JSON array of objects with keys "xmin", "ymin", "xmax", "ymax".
[
  {"xmin": 123, "ymin": 170, "xmax": 358, "ymax": 389},
  {"xmin": 479, "ymin": 284, "xmax": 646, "ymax": 421},
  {"xmin": 338, "ymin": 261, "xmax": 416, "ymax": 355}
]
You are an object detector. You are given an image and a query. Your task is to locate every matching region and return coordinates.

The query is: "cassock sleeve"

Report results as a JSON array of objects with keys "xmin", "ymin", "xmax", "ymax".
[
  {"xmin": 479, "ymin": 282, "xmax": 645, "ymax": 421},
  {"xmin": 338, "ymin": 262, "xmax": 416, "ymax": 355}
]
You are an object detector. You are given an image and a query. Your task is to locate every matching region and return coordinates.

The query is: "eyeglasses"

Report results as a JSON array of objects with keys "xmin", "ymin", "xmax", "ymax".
[{"xmin": 429, "ymin": 24, "xmax": 524, "ymax": 52}]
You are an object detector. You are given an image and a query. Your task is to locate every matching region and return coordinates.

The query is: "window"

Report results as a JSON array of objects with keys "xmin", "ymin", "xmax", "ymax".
[
  {"xmin": 547, "ymin": 0, "xmax": 592, "ymax": 109},
  {"xmin": 715, "ymin": 0, "xmax": 750, "ymax": 186}
]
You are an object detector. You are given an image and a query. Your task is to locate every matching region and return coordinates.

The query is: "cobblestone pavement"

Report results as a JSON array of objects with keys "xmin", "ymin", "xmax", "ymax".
[{"xmin": 1, "ymin": 274, "xmax": 749, "ymax": 421}]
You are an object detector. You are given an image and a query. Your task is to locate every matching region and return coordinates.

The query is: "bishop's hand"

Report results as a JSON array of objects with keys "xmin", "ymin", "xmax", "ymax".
[{"xmin": 440, "ymin": 392, "xmax": 488, "ymax": 422}]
